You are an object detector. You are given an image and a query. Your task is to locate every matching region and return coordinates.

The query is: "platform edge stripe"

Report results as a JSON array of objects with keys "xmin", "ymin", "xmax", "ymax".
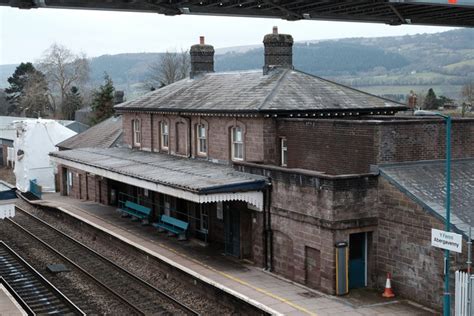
[{"xmin": 55, "ymin": 206, "xmax": 283, "ymax": 316}]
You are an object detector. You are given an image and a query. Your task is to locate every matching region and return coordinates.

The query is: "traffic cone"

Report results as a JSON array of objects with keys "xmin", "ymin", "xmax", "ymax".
[{"xmin": 382, "ymin": 272, "xmax": 395, "ymax": 298}]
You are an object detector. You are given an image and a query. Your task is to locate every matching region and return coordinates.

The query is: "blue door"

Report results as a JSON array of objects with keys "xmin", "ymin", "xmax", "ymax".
[{"xmin": 349, "ymin": 232, "xmax": 366, "ymax": 289}]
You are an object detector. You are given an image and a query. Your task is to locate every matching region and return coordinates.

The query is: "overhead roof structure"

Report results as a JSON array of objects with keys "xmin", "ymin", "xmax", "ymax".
[
  {"xmin": 115, "ymin": 69, "xmax": 406, "ymax": 117},
  {"xmin": 2, "ymin": 0, "xmax": 474, "ymax": 27},
  {"xmin": 50, "ymin": 147, "xmax": 268, "ymax": 210}
]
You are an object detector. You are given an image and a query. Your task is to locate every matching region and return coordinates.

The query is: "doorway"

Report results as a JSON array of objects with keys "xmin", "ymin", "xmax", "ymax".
[
  {"xmin": 349, "ymin": 232, "xmax": 367, "ymax": 289},
  {"xmin": 224, "ymin": 207, "xmax": 240, "ymax": 257}
]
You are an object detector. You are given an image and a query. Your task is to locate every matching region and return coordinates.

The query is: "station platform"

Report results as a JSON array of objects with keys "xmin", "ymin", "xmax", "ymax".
[
  {"xmin": 0, "ymin": 284, "xmax": 27, "ymax": 316},
  {"xmin": 25, "ymin": 193, "xmax": 436, "ymax": 316}
]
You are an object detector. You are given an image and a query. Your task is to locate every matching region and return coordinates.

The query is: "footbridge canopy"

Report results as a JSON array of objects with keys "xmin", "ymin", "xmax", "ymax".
[{"xmin": 2, "ymin": 1, "xmax": 474, "ymax": 27}]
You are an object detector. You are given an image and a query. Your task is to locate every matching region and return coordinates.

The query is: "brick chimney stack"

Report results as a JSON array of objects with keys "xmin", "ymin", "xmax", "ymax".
[
  {"xmin": 263, "ymin": 26, "xmax": 294, "ymax": 75},
  {"xmin": 190, "ymin": 36, "xmax": 215, "ymax": 78},
  {"xmin": 114, "ymin": 91, "xmax": 124, "ymax": 105}
]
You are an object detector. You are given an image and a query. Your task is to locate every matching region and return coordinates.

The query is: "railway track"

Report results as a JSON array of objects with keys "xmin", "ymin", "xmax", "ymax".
[
  {"xmin": 0, "ymin": 241, "xmax": 85, "ymax": 315},
  {"xmin": 8, "ymin": 206, "xmax": 199, "ymax": 316}
]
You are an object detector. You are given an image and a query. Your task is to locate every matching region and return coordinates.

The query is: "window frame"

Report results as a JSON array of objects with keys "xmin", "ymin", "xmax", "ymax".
[
  {"xmin": 196, "ymin": 124, "xmax": 207, "ymax": 156},
  {"xmin": 160, "ymin": 121, "xmax": 169, "ymax": 150},
  {"xmin": 132, "ymin": 119, "xmax": 141, "ymax": 147},
  {"xmin": 280, "ymin": 137, "xmax": 288, "ymax": 167},
  {"xmin": 231, "ymin": 126, "xmax": 244, "ymax": 161}
]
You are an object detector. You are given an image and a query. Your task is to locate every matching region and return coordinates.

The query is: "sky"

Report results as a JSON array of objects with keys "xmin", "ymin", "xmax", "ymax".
[{"xmin": 0, "ymin": 6, "xmax": 456, "ymax": 65}]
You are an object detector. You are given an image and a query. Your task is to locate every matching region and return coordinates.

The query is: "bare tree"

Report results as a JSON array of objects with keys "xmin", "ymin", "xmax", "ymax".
[
  {"xmin": 146, "ymin": 50, "xmax": 190, "ymax": 90},
  {"xmin": 38, "ymin": 43, "xmax": 90, "ymax": 115},
  {"xmin": 461, "ymin": 81, "xmax": 474, "ymax": 117},
  {"xmin": 19, "ymin": 71, "xmax": 51, "ymax": 118}
]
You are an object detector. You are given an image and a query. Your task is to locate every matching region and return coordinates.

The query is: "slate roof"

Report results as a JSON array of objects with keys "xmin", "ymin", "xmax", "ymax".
[
  {"xmin": 57, "ymin": 116, "xmax": 123, "ymax": 150},
  {"xmin": 50, "ymin": 147, "xmax": 267, "ymax": 193},
  {"xmin": 115, "ymin": 69, "xmax": 406, "ymax": 114},
  {"xmin": 379, "ymin": 159, "xmax": 474, "ymax": 238}
]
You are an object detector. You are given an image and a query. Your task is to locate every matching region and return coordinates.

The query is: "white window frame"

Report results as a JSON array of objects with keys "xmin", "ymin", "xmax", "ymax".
[
  {"xmin": 133, "ymin": 119, "xmax": 141, "ymax": 147},
  {"xmin": 231, "ymin": 126, "xmax": 244, "ymax": 161},
  {"xmin": 281, "ymin": 137, "xmax": 288, "ymax": 167},
  {"xmin": 197, "ymin": 124, "xmax": 207, "ymax": 156},
  {"xmin": 160, "ymin": 121, "xmax": 169, "ymax": 150}
]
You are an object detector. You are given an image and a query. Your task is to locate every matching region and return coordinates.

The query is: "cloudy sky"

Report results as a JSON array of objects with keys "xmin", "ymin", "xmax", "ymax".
[{"xmin": 0, "ymin": 6, "xmax": 456, "ymax": 65}]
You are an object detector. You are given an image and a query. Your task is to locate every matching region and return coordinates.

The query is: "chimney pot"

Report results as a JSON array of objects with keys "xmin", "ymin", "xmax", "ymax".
[
  {"xmin": 273, "ymin": 26, "xmax": 278, "ymax": 34},
  {"xmin": 200, "ymin": 36, "xmax": 205, "ymax": 45}
]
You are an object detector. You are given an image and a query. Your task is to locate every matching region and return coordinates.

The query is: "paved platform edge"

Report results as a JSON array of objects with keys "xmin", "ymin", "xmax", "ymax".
[{"xmin": 23, "ymin": 197, "xmax": 283, "ymax": 316}]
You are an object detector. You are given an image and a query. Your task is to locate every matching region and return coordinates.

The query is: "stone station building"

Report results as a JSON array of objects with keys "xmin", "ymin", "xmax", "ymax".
[{"xmin": 50, "ymin": 28, "xmax": 474, "ymax": 310}]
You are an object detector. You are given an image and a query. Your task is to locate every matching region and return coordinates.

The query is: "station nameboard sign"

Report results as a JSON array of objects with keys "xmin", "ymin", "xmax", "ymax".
[{"xmin": 431, "ymin": 228, "xmax": 463, "ymax": 253}]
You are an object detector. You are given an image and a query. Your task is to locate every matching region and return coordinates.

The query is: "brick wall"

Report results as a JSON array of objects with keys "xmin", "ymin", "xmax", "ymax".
[
  {"xmin": 276, "ymin": 119, "xmax": 378, "ymax": 174},
  {"xmin": 276, "ymin": 118, "xmax": 474, "ymax": 175},
  {"xmin": 58, "ymin": 165, "xmax": 110, "ymax": 205},
  {"xmin": 377, "ymin": 177, "xmax": 469, "ymax": 310},
  {"xmin": 122, "ymin": 113, "xmax": 267, "ymax": 163},
  {"xmin": 377, "ymin": 119, "xmax": 474, "ymax": 164}
]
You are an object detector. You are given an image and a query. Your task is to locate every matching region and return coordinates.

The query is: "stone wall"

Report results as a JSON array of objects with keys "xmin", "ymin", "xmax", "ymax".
[
  {"xmin": 377, "ymin": 177, "xmax": 470, "ymax": 310},
  {"xmin": 236, "ymin": 162, "xmax": 379, "ymax": 294}
]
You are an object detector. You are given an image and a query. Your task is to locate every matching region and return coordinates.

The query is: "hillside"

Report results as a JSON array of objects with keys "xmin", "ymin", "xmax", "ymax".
[{"xmin": 2, "ymin": 28, "xmax": 474, "ymax": 100}]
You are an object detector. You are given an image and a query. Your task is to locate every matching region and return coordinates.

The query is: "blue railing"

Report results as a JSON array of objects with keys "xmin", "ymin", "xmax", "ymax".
[{"xmin": 29, "ymin": 179, "xmax": 42, "ymax": 199}]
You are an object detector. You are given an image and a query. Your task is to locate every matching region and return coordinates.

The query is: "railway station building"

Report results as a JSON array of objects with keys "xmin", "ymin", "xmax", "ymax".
[{"xmin": 50, "ymin": 28, "xmax": 474, "ymax": 309}]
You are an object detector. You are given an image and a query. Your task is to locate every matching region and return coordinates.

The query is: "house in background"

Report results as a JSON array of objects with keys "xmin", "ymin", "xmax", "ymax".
[
  {"xmin": 49, "ymin": 28, "xmax": 474, "ymax": 311},
  {"xmin": 57, "ymin": 115, "xmax": 123, "ymax": 151}
]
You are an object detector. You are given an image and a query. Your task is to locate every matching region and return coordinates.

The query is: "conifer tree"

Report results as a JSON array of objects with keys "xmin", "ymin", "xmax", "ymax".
[
  {"xmin": 91, "ymin": 73, "xmax": 115, "ymax": 124},
  {"xmin": 423, "ymin": 88, "xmax": 439, "ymax": 110},
  {"xmin": 62, "ymin": 86, "xmax": 83, "ymax": 120},
  {"xmin": 5, "ymin": 63, "xmax": 51, "ymax": 116}
]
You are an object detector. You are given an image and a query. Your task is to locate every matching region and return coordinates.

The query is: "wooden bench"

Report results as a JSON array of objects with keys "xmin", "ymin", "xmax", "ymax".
[
  {"xmin": 120, "ymin": 201, "xmax": 151, "ymax": 224},
  {"xmin": 153, "ymin": 215, "xmax": 189, "ymax": 241}
]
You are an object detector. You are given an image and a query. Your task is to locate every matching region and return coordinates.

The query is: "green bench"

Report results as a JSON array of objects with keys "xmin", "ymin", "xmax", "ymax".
[
  {"xmin": 120, "ymin": 201, "xmax": 151, "ymax": 224},
  {"xmin": 153, "ymin": 215, "xmax": 189, "ymax": 241}
]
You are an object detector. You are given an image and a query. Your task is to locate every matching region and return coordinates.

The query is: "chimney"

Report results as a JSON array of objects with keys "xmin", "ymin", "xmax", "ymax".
[
  {"xmin": 190, "ymin": 36, "xmax": 215, "ymax": 78},
  {"xmin": 263, "ymin": 26, "xmax": 294, "ymax": 75},
  {"xmin": 114, "ymin": 91, "xmax": 124, "ymax": 105}
]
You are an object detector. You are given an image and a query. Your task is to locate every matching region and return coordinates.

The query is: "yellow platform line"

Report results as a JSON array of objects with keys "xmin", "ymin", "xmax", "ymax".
[
  {"xmin": 156, "ymin": 242, "xmax": 318, "ymax": 316},
  {"xmin": 49, "ymin": 200, "xmax": 317, "ymax": 316}
]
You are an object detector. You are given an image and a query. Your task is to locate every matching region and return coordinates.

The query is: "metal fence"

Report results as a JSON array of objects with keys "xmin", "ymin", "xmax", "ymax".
[{"xmin": 455, "ymin": 270, "xmax": 474, "ymax": 316}]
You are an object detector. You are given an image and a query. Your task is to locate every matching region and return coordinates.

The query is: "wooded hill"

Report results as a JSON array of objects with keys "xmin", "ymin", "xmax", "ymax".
[{"xmin": 2, "ymin": 28, "xmax": 474, "ymax": 100}]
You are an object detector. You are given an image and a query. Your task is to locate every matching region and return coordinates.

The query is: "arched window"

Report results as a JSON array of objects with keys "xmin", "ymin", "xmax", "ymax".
[
  {"xmin": 160, "ymin": 121, "xmax": 169, "ymax": 150},
  {"xmin": 197, "ymin": 124, "xmax": 207, "ymax": 156},
  {"xmin": 231, "ymin": 126, "xmax": 244, "ymax": 161},
  {"xmin": 132, "ymin": 119, "xmax": 141, "ymax": 147}
]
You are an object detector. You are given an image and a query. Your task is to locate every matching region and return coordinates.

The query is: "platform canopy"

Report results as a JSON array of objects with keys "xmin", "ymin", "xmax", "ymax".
[
  {"xmin": 50, "ymin": 147, "xmax": 268, "ymax": 211},
  {"xmin": 2, "ymin": 0, "xmax": 474, "ymax": 27}
]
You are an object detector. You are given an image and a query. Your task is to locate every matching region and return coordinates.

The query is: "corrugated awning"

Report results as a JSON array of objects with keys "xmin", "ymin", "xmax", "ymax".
[{"xmin": 50, "ymin": 147, "xmax": 268, "ymax": 211}]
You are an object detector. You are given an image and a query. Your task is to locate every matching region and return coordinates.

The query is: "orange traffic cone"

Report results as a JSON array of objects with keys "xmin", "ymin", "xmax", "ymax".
[{"xmin": 382, "ymin": 272, "xmax": 395, "ymax": 298}]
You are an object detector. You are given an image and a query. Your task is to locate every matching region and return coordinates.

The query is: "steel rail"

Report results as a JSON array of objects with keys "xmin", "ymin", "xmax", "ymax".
[
  {"xmin": 11, "ymin": 205, "xmax": 199, "ymax": 315},
  {"xmin": 0, "ymin": 241, "xmax": 85, "ymax": 316}
]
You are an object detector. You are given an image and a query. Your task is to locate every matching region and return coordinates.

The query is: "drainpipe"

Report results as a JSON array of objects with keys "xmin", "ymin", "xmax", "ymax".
[
  {"xmin": 264, "ymin": 185, "xmax": 273, "ymax": 271},
  {"xmin": 150, "ymin": 113, "xmax": 154, "ymax": 151},
  {"xmin": 263, "ymin": 187, "xmax": 268, "ymax": 270}
]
